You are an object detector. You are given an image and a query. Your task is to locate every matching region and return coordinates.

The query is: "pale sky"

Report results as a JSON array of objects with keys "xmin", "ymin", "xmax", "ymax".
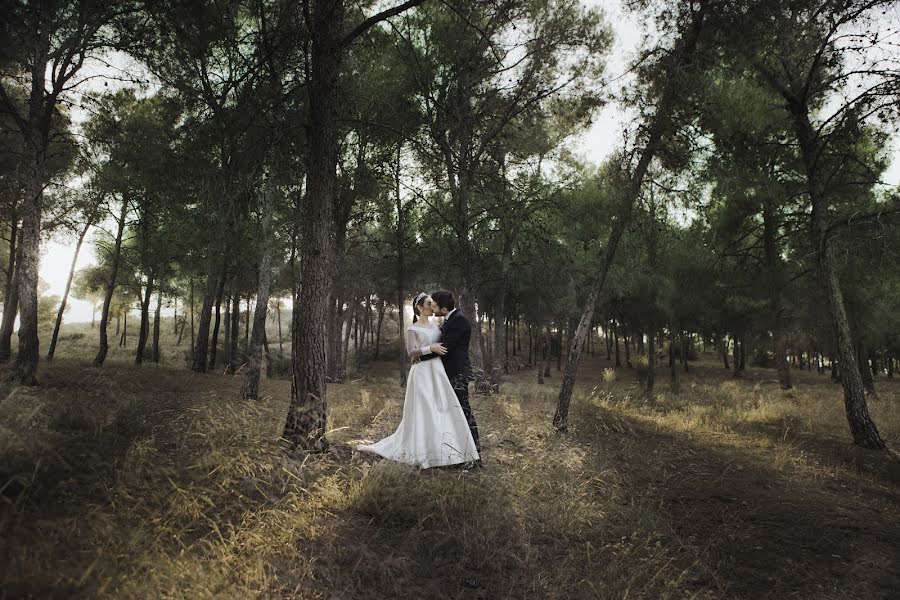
[{"xmin": 38, "ymin": 0, "xmax": 900, "ymax": 324}]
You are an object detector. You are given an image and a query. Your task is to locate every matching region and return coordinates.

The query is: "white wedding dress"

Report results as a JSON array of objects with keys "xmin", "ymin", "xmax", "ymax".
[{"xmin": 357, "ymin": 322, "xmax": 480, "ymax": 468}]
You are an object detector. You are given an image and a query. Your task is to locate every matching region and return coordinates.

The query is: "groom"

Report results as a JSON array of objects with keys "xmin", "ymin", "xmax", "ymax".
[{"xmin": 420, "ymin": 290, "xmax": 481, "ymax": 462}]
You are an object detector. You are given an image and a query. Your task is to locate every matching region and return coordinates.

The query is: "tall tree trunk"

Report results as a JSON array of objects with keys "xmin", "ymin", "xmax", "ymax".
[
  {"xmin": 152, "ymin": 289, "xmax": 162, "ymax": 363},
  {"xmin": 242, "ymin": 178, "xmax": 275, "ymax": 400},
  {"xmin": 645, "ymin": 328, "xmax": 656, "ymax": 396},
  {"xmin": 135, "ymin": 276, "xmax": 154, "ymax": 365},
  {"xmin": 623, "ymin": 323, "xmax": 632, "ymax": 368},
  {"xmin": 0, "ymin": 221, "xmax": 20, "ymax": 363},
  {"xmin": 326, "ymin": 297, "xmax": 341, "ymax": 381},
  {"xmin": 94, "ymin": 202, "xmax": 129, "ymax": 367},
  {"xmin": 13, "ymin": 26, "xmax": 52, "ymax": 385},
  {"xmin": 341, "ymin": 300, "xmax": 353, "ymax": 378},
  {"xmin": 644, "ymin": 192, "xmax": 659, "ymax": 396},
  {"xmin": 393, "ymin": 143, "xmax": 408, "ymax": 387},
  {"xmin": 276, "ymin": 300, "xmax": 284, "ymax": 354},
  {"xmin": 613, "ymin": 321, "xmax": 621, "ymax": 367},
  {"xmin": 374, "ymin": 297, "xmax": 385, "ymax": 360},
  {"xmin": 538, "ymin": 326, "xmax": 548, "ymax": 385},
  {"xmin": 223, "ymin": 289, "xmax": 233, "ymax": 371},
  {"xmin": 553, "ymin": 5, "xmax": 706, "ymax": 430},
  {"xmin": 228, "ymin": 290, "xmax": 240, "ymax": 373},
  {"xmin": 283, "ymin": 0, "xmax": 346, "ymax": 450},
  {"xmin": 208, "ymin": 267, "xmax": 227, "ymax": 371},
  {"xmin": 527, "ymin": 325, "xmax": 533, "ymax": 366},
  {"xmin": 189, "ymin": 276, "xmax": 195, "ymax": 352},
  {"xmin": 352, "ymin": 299, "xmax": 360, "ymax": 355},
  {"xmin": 669, "ymin": 325, "xmax": 680, "ymax": 393},
  {"xmin": 120, "ymin": 313, "xmax": 127, "ymax": 347},
  {"xmin": 789, "ymin": 106, "xmax": 885, "ymax": 448},
  {"xmin": 605, "ymin": 324, "xmax": 611, "ymax": 360},
  {"xmin": 763, "ymin": 197, "xmax": 792, "ymax": 389},
  {"xmin": 192, "ymin": 263, "xmax": 219, "ymax": 373},
  {"xmin": 544, "ymin": 325, "xmax": 552, "ymax": 378}
]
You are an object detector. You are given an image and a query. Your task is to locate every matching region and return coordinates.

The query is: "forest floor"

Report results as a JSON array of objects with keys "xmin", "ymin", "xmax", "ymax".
[{"xmin": 1, "ymin": 330, "xmax": 900, "ymax": 598}]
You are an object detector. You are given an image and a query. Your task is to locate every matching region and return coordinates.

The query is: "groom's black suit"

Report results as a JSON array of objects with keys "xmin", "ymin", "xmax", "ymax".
[{"xmin": 421, "ymin": 308, "xmax": 480, "ymax": 453}]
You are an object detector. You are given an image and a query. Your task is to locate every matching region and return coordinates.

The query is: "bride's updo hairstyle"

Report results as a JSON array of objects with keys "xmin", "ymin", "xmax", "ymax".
[{"xmin": 412, "ymin": 292, "xmax": 428, "ymax": 323}]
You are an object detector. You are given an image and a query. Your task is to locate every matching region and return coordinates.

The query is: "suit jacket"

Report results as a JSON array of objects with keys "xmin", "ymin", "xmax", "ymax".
[{"xmin": 421, "ymin": 309, "xmax": 473, "ymax": 383}]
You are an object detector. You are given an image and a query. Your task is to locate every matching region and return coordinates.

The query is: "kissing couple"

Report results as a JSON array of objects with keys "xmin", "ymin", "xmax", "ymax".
[{"xmin": 357, "ymin": 290, "xmax": 482, "ymax": 470}]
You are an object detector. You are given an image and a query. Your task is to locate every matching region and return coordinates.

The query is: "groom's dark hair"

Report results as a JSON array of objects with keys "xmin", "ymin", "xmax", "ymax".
[{"xmin": 431, "ymin": 290, "xmax": 455, "ymax": 311}]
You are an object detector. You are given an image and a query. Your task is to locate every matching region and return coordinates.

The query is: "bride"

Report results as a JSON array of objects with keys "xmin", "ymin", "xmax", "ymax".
[{"xmin": 356, "ymin": 293, "xmax": 480, "ymax": 469}]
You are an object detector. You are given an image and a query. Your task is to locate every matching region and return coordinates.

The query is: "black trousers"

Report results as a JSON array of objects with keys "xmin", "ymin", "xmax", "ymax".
[{"xmin": 452, "ymin": 377, "xmax": 480, "ymax": 453}]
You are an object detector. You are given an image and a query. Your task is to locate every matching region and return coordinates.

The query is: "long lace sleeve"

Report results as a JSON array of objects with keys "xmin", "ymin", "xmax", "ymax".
[{"xmin": 406, "ymin": 328, "xmax": 433, "ymax": 359}]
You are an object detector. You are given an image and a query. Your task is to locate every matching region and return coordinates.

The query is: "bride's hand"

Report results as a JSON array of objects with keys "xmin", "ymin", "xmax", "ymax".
[{"xmin": 430, "ymin": 343, "xmax": 448, "ymax": 356}]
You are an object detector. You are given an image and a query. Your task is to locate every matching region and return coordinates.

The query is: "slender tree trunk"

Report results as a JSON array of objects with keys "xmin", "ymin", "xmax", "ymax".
[
  {"xmin": 135, "ymin": 276, "xmax": 154, "ymax": 365},
  {"xmin": 393, "ymin": 143, "xmax": 408, "ymax": 387},
  {"xmin": 374, "ymin": 297, "xmax": 385, "ymax": 360},
  {"xmin": 544, "ymin": 325, "xmax": 552, "ymax": 378},
  {"xmin": 243, "ymin": 179, "xmax": 275, "ymax": 400},
  {"xmin": 353, "ymin": 299, "xmax": 360, "ymax": 355},
  {"xmin": 208, "ymin": 267, "xmax": 227, "ymax": 371},
  {"xmin": 189, "ymin": 276, "xmax": 195, "ymax": 352},
  {"xmin": 733, "ymin": 336, "xmax": 742, "ymax": 378},
  {"xmin": 645, "ymin": 328, "xmax": 656, "ymax": 395},
  {"xmin": 47, "ymin": 218, "xmax": 90, "ymax": 359},
  {"xmin": 341, "ymin": 300, "xmax": 353, "ymax": 378},
  {"xmin": 0, "ymin": 218, "xmax": 18, "ymax": 362},
  {"xmin": 786, "ymin": 88, "xmax": 886, "ymax": 448},
  {"xmin": 223, "ymin": 289, "xmax": 233, "ymax": 371},
  {"xmin": 605, "ymin": 324, "xmax": 611, "ymax": 361},
  {"xmin": 244, "ymin": 294, "xmax": 251, "ymax": 352},
  {"xmin": 613, "ymin": 321, "xmax": 621, "ymax": 367},
  {"xmin": 94, "ymin": 202, "xmax": 129, "ymax": 367},
  {"xmin": 192, "ymin": 263, "xmax": 219, "ymax": 373},
  {"xmin": 115, "ymin": 312, "xmax": 120, "ymax": 338},
  {"xmin": 120, "ymin": 313, "xmax": 127, "ymax": 347},
  {"xmin": 152, "ymin": 289, "xmax": 162, "ymax": 363},
  {"xmin": 669, "ymin": 325, "xmax": 680, "ymax": 393},
  {"xmin": 763, "ymin": 198, "xmax": 792, "ymax": 389},
  {"xmin": 538, "ymin": 327, "xmax": 548, "ymax": 385},
  {"xmin": 680, "ymin": 330, "xmax": 689, "ymax": 373},
  {"xmin": 276, "ymin": 301, "xmax": 284, "ymax": 353},
  {"xmin": 623, "ymin": 323, "xmax": 632, "ymax": 368},
  {"xmin": 553, "ymin": 6, "xmax": 706, "ymax": 430},
  {"xmin": 227, "ymin": 284, "xmax": 240, "ymax": 374}
]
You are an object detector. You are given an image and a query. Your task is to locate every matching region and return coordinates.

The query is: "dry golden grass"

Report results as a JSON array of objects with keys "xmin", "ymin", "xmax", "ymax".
[{"xmin": 1, "ymin": 339, "xmax": 899, "ymax": 599}]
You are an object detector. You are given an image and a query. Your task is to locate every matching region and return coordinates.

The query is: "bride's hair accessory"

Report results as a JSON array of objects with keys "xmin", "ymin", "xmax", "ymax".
[{"xmin": 413, "ymin": 292, "xmax": 428, "ymax": 323}]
